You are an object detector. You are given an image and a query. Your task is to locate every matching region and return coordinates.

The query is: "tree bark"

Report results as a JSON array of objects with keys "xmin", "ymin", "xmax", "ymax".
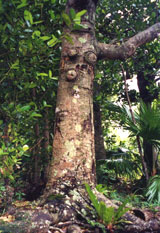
[
  {"xmin": 32, "ymin": 88, "xmax": 41, "ymax": 185},
  {"xmin": 94, "ymin": 101, "xmax": 106, "ymax": 160},
  {"xmin": 43, "ymin": 109, "xmax": 50, "ymax": 182},
  {"xmin": 47, "ymin": 0, "xmax": 98, "ymax": 190},
  {"xmin": 97, "ymin": 23, "xmax": 160, "ymax": 60}
]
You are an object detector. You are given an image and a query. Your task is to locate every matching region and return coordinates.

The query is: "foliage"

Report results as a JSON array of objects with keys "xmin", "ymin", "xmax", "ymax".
[
  {"xmin": 121, "ymin": 102, "xmax": 160, "ymax": 149},
  {"xmin": 85, "ymin": 183, "xmax": 130, "ymax": 231},
  {"xmin": 106, "ymin": 100, "xmax": 160, "ymax": 148},
  {"xmin": 0, "ymin": 0, "xmax": 63, "ymax": 186},
  {"xmin": 96, "ymin": 149, "xmax": 142, "ymax": 183},
  {"xmin": 62, "ymin": 8, "xmax": 87, "ymax": 30},
  {"xmin": 95, "ymin": 0, "xmax": 160, "ymax": 159},
  {"xmin": 146, "ymin": 175, "xmax": 160, "ymax": 204}
]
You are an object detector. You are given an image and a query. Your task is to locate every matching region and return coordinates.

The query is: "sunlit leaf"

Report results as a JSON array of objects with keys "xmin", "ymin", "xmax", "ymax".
[{"xmin": 24, "ymin": 10, "xmax": 33, "ymax": 24}]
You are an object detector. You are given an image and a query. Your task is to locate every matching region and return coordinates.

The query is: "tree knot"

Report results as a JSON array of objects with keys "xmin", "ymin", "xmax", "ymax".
[{"xmin": 84, "ymin": 51, "xmax": 97, "ymax": 65}]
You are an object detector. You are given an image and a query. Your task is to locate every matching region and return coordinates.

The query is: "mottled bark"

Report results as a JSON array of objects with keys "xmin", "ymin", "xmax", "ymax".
[{"xmin": 47, "ymin": 0, "xmax": 98, "ymax": 190}]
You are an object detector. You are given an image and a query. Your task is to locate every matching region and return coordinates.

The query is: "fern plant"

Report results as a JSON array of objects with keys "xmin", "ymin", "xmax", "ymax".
[
  {"xmin": 106, "ymin": 101, "xmax": 160, "ymax": 178},
  {"xmin": 146, "ymin": 175, "xmax": 160, "ymax": 204},
  {"xmin": 97, "ymin": 150, "xmax": 142, "ymax": 183},
  {"xmin": 85, "ymin": 183, "xmax": 130, "ymax": 232},
  {"xmin": 107, "ymin": 101, "xmax": 160, "ymax": 149}
]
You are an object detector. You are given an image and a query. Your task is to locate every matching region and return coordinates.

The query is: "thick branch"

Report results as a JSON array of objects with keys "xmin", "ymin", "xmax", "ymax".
[{"xmin": 97, "ymin": 23, "xmax": 160, "ymax": 60}]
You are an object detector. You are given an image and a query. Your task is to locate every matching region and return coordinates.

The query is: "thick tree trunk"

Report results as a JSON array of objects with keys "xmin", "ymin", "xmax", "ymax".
[{"xmin": 47, "ymin": 1, "xmax": 97, "ymax": 190}]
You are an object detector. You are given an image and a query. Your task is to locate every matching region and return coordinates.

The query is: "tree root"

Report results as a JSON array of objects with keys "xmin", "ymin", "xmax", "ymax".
[{"xmin": 39, "ymin": 182, "xmax": 160, "ymax": 233}]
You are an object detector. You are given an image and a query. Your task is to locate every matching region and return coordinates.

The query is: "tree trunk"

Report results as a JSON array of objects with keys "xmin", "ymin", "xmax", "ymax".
[
  {"xmin": 32, "ymin": 88, "xmax": 41, "ymax": 185},
  {"xmin": 137, "ymin": 71, "xmax": 158, "ymax": 176},
  {"xmin": 47, "ymin": 0, "xmax": 97, "ymax": 191},
  {"xmin": 43, "ymin": 109, "xmax": 50, "ymax": 182},
  {"xmin": 94, "ymin": 101, "xmax": 106, "ymax": 160}
]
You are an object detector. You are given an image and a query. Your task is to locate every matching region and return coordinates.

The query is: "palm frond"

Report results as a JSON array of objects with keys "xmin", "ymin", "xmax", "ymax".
[
  {"xmin": 146, "ymin": 175, "xmax": 160, "ymax": 203},
  {"xmin": 106, "ymin": 101, "xmax": 160, "ymax": 149}
]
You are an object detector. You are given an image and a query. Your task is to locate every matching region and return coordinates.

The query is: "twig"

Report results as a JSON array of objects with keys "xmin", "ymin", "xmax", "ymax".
[
  {"xmin": 49, "ymin": 226, "xmax": 64, "ymax": 233},
  {"xmin": 56, "ymin": 220, "xmax": 92, "ymax": 229},
  {"xmin": 0, "ymin": 68, "xmax": 11, "ymax": 84},
  {"xmin": 29, "ymin": 137, "xmax": 44, "ymax": 152},
  {"xmin": 120, "ymin": 63, "xmax": 149, "ymax": 181}
]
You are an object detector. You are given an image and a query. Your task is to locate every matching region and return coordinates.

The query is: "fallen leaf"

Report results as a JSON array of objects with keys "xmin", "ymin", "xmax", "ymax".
[{"xmin": 0, "ymin": 215, "xmax": 15, "ymax": 222}]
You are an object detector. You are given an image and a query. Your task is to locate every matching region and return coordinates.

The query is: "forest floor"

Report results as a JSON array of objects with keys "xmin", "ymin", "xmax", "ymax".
[{"xmin": 0, "ymin": 180, "xmax": 160, "ymax": 233}]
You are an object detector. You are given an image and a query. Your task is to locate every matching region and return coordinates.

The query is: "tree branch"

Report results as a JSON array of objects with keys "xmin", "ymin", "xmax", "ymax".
[{"xmin": 97, "ymin": 23, "xmax": 160, "ymax": 60}]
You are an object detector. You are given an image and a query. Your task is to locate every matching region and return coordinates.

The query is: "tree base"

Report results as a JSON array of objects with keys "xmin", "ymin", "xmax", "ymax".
[{"xmin": 1, "ymin": 183, "xmax": 160, "ymax": 233}]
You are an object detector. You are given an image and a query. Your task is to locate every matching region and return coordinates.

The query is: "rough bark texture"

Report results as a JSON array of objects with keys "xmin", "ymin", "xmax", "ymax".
[{"xmin": 47, "ymin": 0, "xmax": 98, "ymax": 190}]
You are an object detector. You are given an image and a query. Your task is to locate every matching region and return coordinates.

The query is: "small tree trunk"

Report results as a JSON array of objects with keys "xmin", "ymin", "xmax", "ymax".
[
  {"xmin": 32, "ymin": 88, "xmax": 41, "ymax": 185},
  {"xmin": 137, "ymin": 71, "xmax": 158, "ymax": 176},
  {"xmin": 43, "ymin": 109, "xmax": 50, "ymax": 182},
  {"xmin": 94, "ymin": 101, "xmax": 106, "ymax": 160}
]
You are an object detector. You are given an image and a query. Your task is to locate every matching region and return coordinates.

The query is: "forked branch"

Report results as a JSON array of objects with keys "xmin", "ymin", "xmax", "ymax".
[{"xmin": 97, "ymin": 23, "xmax": 160, "ymax": 60}]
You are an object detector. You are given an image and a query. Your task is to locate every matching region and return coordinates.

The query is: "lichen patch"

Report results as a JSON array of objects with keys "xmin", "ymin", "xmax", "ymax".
[
  {"xmin": 75, "ymin": 124, "xmax": 82, "ymax": 132},
  {"xmin": 64, "ymin": 140, "xmax": 76, "ymax": 157}
]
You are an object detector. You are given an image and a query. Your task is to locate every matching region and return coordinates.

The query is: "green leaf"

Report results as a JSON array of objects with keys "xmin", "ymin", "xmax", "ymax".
[
  {"xmin": 30, "ymin": 112, "xmax": 42, "ymax": 118},
  {"xmin": 11, "ymin": 59, "xmax": 19, "ymax": 70},
  {"xmin": 51, "ymin": 76, "xmax": 58, "ymax": 80},
  {"xmin": 114, "ymin": 199, "xmax": 130, "ymax": 222},
  {"xmin": 20, "ymin": 105, "xmax": 31, "ymax": 112},
  {"xmin": 103, "ymin": 206, "xmax": 114, "ymax": 224},
  {"xmin": 49, "ymin": 70, "xmax": 52, "ymax": 78},
  {"xmin": 17, "ymin": 1, "xmax": 28, "ymax": 9},
  {"xmin": 24, "ymin": 10, "xmax": 33, "ymax": 24},
  {"xmin": 47, "ymin": 35, "xmax": 58, "ymax": 47},
  {"xmin": 28, "ymin": 83, "xmax": 37, "ymax": 88},
  {"xmin": 73, "ymin": 23, "xmax": 88, "ymax": 30},
  {"xmin": 85, "ymin": 183, "xmax": 100, "ymax": 214},
  {"xmin": 70, "ymin": 8, "xmax": 76, "ymax": 20},
  {"xmin": 49, "ymin": 10, "xmax": 55, "ymax": 20},
  {"xmin": 32, "ymin": 20, "xmax": 43, "ymax": 25},
  {"xmin": 17, "ymin": 0, "xmax": 27, "ymax": 9},
  {"xmin": 32, "ymin": 30, "xmax": 41, "ymax": 38},
  {"xmin": 40, "ymin": 36, "xmax": 51, "ymax": 41},
  {"xmin": 62, "ymin": 12, "xmax": 72, "ymax": 27},
  {"xmin": 37, "ymin": 73, "xmax": 48, "ymax": 77},
  {"xmin": 76, "ymin": 10, "xmax": 87, "ymax": 18}
]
